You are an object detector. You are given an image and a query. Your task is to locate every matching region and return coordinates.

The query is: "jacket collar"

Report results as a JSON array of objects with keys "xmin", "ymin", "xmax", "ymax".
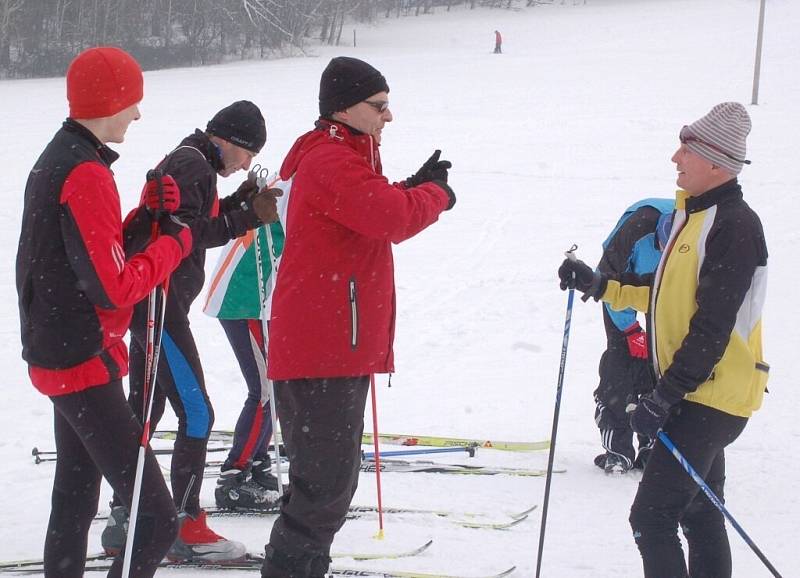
[
  {"xmin": 684, "ymin": 179, "xmax": 742, "ymax": 214},
  {"xmin": 62, "ymin": 118, "xmax": 120, "ymax": 167},
  {"xmin": 177, "ymin": 129, "xmax": 224, "ymax": 173},
  {"xmin": 280, "ymin": 118, "xmax": 382, "ymax": 180}
]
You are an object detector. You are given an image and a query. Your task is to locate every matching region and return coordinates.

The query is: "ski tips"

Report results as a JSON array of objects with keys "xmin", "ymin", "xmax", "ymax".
[{"xmin": 511, "ymin": 505, "xmax": 538, "ymax": 519}]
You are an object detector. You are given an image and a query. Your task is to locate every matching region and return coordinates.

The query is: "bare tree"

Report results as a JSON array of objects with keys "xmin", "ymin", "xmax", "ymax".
[
  {"xmin": 0, "ymin": 0, "xmax": 25, "ymax": 72},
  {"xmin": 0, "ymin": 0, "xmax": 558, "ymax": 78}
]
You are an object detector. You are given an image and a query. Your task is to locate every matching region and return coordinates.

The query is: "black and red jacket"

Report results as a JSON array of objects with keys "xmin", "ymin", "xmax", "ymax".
[
  {"xmin": 16, "ymin": 119, "xmax": 184, "ymax": 396},
  {"xmin": 123, "ymin": 130, "xmax": 256, "ymax": 315}
]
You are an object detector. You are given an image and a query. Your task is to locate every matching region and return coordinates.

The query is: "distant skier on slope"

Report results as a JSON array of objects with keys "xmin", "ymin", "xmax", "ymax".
[
  {"xmin": 593, "ymin": 198, "xmax": 673, "ymax": 474},
  {"xmin": 559, "ymin": 102, "xmax": 768, "ymax": 578},
  {"xmin": 260, "ymin": 56, "xmax": 456, "ymax": 578},
  {"xmin": 494, "ymin": 30, "xmax": 503, "ymax": 53}
]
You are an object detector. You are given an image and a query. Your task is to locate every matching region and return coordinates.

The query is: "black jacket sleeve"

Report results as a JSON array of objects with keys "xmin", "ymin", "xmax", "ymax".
[{"xmin": 597, "ymin": 206, "xmax": 661, "ymax": 276}]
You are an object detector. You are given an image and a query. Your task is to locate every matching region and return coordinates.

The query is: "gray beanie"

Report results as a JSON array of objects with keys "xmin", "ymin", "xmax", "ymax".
[{"xmin": 681, "ymin": 102, "xmax": 751, "ymax": 175}]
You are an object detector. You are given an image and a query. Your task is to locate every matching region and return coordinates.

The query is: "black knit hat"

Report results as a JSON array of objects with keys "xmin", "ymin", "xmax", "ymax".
[
  {"xmin": 206, "ymin": 100, "xmax": 266, "ymax": 153},
  {"xmin": 319, "ymin": 57, "xmax": 390, "ymax": 116}
]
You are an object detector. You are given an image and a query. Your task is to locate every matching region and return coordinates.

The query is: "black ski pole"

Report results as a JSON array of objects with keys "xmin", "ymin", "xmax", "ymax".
[{"xmin": 536, "ymin": 244, "xmax": 578, "ymax": 577}]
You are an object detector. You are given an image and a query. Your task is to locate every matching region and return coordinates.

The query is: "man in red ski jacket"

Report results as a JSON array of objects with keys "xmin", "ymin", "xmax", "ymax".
[
  {"xmin": 262, "ymin": 56, "xmax": 456, "ymax": 578},
  {"xmin": 15, "ymin": 47, "xmax": 196, "ymax": 577}
]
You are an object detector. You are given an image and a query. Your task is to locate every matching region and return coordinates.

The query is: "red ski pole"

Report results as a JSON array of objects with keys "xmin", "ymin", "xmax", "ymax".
[{"xmin": 369, "ymin": 374, "xmax": 385, "ymax": 539}]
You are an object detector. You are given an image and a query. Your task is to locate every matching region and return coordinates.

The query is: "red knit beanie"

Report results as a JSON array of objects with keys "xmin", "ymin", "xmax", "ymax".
[{"xmin": 66, "ymin": 47, "xmax": 143, "ymax": 119}]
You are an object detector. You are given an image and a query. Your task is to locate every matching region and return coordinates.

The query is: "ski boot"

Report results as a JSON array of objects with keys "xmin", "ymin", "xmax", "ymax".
[
  {"xmin": 101, "ymin": 505, "xmax": 129, "ymax": 556},
  {"xmin": 603, "ymin": 452, "xmax": 633, "ymax": 475},
  {"xmin": 251, "ymin": 459, "xmax": 282, "ymax": 492},
  {"xmin": 167, "ymin": 510, "xmax": 247, "ymax": 563},
  {"xmin": 215, "ymin": 468, "xmax": 279, "ymax": 511}
]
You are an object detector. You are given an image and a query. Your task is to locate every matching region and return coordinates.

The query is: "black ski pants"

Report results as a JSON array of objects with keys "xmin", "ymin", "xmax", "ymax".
[
  {"xmin": 629, "ymin": 401, "xmax": 747, "ymax": 578},
  {"xmin": 47, "ymin": 380, "xmax": 177, "ymax": 578},
  {"xmin": 125, "ymin": 299, "xmax": 214, "ymax": 517},
  {"xmin": 262, "ymin": 376, "xmax": 370, "ymax": 578},
  {"xmin": 594, "ymin": 311, "xmax": 654, "ymax": 465}
]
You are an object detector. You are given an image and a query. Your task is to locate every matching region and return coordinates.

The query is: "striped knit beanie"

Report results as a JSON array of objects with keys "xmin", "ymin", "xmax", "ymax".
[{"xmin": 682, "ymin": 102, "xmax": 751, "ymax": 175}]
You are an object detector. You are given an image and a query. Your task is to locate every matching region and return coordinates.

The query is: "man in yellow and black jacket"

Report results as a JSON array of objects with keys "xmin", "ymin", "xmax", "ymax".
[{"xmin": 558, "ymin": 102, "xmax": 767, "ymax": 578}]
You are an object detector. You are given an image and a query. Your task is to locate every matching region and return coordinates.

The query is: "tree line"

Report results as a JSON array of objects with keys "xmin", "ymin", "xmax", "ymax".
[{"xmin": 0, "ymin": 0, "xmax": 541, "ymax": 79}]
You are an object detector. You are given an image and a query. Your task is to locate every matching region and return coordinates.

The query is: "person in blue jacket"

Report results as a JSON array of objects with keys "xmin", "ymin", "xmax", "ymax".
[{"xmin": 593, "ymin": 198, "xmax": 673, "ymax": 474}]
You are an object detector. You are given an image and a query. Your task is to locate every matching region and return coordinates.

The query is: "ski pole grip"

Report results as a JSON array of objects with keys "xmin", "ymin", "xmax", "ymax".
[
  {"xmin": 146, "ymin": 168, "xmax": 165, "ymax": 221},
  {"xmin": 565, "ymin": 243, "xmax": 578, "ymax": 262},
  {"xmin": 563, "ymin": 243, "xmax": 592, "ymax": 302}
]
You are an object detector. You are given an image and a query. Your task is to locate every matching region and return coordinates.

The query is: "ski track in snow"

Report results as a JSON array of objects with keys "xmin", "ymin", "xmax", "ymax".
[{"xmin": 0, "ymin": 0, "xmax": 798, "ymax": 575}]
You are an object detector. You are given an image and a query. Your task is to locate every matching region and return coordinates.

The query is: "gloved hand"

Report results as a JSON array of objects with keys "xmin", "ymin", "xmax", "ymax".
[
  {"xmin": 233, "ymin": 177, "xmax": 259, "ymax": 205},
  {"xmin": 218, "ymin": 176, "xmax": 256, "ymax": 214},
  {"xmin": 224, "ymin": 201, "xmax": 271, "ymax": 238},
  {"xmin": 624, "ymin": 322, "xmax": 648, "ymax": 359},
  {"xmin": 406, "ymin": 150, "xmax": 452, "ymax": 187},
  {"xmin": 250, "ymin": 186, "xmax": 283, "ymax": 224},
  {"xmin": 628, "ymin": 390, "xmax": 672, "ymax": 439},
  {"xmin": 158, "ymin": 213, "xmax": 200, "ymax": 258},
  {"xmin": 436, "ymin": 181, "xmax": 456, "ymax": 211},
  {"xmin": 558, "ymin": 258, "xmax": 596, "ymax": 292},
  {"xmin": 224, "ymin": 178, "xmax": 282, "ymax": 224},
  {"xmin": 143, "ymin": 173, "xmax": 180, "ymax": 215}
]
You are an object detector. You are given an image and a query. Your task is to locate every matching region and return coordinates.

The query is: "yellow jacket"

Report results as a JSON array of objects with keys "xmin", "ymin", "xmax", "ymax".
[{"xmin": 602, "ymin": 181, "xmax": 768, "ymax": 417}]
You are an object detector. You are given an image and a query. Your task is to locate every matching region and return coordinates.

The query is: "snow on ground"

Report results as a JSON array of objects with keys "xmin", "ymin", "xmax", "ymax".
[{"xmin": 0, "ymin": 0, "xmax": 798, "ymax": 575}]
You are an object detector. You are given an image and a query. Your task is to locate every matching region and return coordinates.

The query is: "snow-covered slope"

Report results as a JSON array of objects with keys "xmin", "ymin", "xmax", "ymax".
[{"xmin": 0, "ymin": 0, "xmax": 797, "ymax": 575}]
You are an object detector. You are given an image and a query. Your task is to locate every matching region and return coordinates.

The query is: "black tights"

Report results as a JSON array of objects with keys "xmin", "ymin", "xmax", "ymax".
[
  {"xmin": 47, "ymin": 381, "xmax": 177, "ymax": 578},
  {"xmin": 629, "ymin": 401, "xmax": 747, "ymax": 578}
]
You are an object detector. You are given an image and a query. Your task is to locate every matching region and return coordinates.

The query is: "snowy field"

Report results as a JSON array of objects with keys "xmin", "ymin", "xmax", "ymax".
[{"xmin": 0, "ymin": 0, "xmax": 798, "ymax": 576}]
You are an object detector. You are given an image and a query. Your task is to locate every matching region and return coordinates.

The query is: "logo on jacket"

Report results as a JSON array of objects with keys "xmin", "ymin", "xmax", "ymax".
[
  {"xmin": 678, "ymin": 243, "xmax": 691, "ymax": 253},
  {"xmin": 111, "ymin": 242, "xmax": 126, "ymax": 273}
]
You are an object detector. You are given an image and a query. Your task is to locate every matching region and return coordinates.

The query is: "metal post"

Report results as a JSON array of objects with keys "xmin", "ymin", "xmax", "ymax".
[{"xmin": 751, "ymin": 0, "xmax": 767, "ymax": 105}]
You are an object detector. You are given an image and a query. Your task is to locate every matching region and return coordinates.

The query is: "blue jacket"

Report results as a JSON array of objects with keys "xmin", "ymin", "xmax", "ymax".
[{"xmin": 599, "ymin": 198, "xmax": 673, "ymax": 332}]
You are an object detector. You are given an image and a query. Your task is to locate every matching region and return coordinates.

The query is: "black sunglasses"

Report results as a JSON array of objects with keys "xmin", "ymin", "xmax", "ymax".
[
  {"xmin": 363, "ymin": 100, "xmax": 390, "ymax": 113},
  {"xmin": 679, "ymin": 126, "xmax": 751, "ymax": 165}
]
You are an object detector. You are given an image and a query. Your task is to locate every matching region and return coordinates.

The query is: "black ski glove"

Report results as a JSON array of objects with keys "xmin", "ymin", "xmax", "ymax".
[
  {"xmin": 219, "ymin": 178, "xmax": 259, "ymax": 213},
  {"xmin": 158, "ymin": 214, "xmax": 204, "ymax": 258},
  {"xmin": 628, "ymin": 390, "xmax": 673, "ymax": 439},
  {"xmin": 557, "ymin": 258, "xmax": 605, "ymax": 300},
  {"xmin": 221, "ymin": 178, "xmax": 282, "ymax": 226},
  {"xmin": 406, "ymin": 150, "xmax": 452, "ymax": 187},
  {"xmin": 434, "ymin": 180, "xmax": 456, "ymax": 211}
]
